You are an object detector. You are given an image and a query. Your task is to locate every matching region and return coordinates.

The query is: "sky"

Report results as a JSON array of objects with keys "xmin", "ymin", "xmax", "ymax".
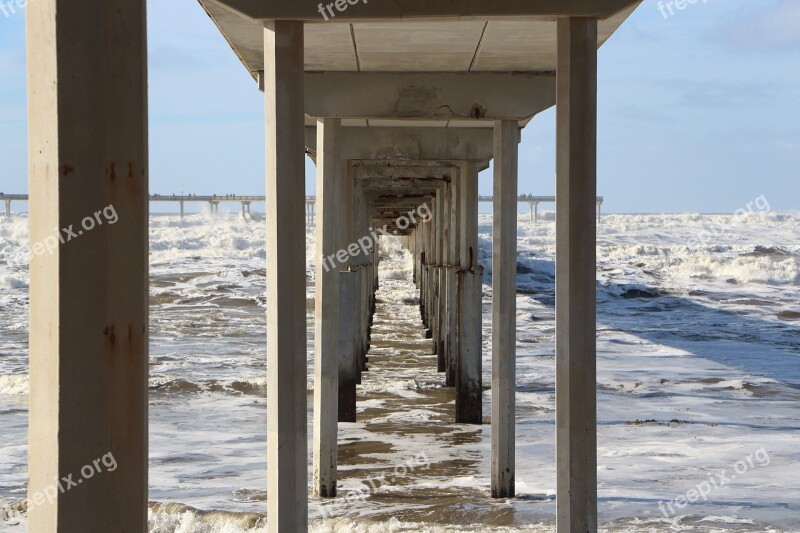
[{"xmin": 0, "ymin": 0, "xmax": 798, "ymax": 214}]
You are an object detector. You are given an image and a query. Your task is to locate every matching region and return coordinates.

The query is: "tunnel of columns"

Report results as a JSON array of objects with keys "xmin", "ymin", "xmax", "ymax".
[{"xmin": 23, "ymin": 0, "xmax": 642, "ymax": 531}]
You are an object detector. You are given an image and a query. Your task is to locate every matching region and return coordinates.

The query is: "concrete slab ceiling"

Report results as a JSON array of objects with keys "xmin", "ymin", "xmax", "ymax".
[
  {"xmin": 199, "ymin": 1, "xmax": 641, "ymax": 127},
  {"xmin": 199, "ymin": 1, "xmax": 639, "ymax": 77}
]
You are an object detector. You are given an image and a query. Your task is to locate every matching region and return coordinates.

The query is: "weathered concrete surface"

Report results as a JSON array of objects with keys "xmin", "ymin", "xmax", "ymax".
[
  {"xmin": 263, "ymin": 20, "xmax": 308, "ymax": 533},
  {"xmin": 27, "ymin": 0, "xmax": 149, "ymax": 530},
  {"xmin": 302, "ymin": 73, "xmax": 555, "ymax": 122},
  {"xmin": 555, "ymin": 16, "xmax": 599, "ymax": 533},
  {"xmin": 306, "ymin": 125, "xmax": 495, "ymax": 161},
  {"xmin": 338, "ymin": 271, "xmax": 359, "ymax": 422},
  {"xmin": 445, "ymin": 167, "xmax": 462, "ymax": 387},
  {"xmin": 456, "ymin": 162, "xmax": 483, "ymax": 424},
  {"xmin": 491, "ymin": 119, "xmax": 519, "ymax": 498},
  {"xmin": 197, "ymin": 1, "xmax": 639, "ymax": 88},
  {"xmin": 313, "ymin": 118, "xmax": 342, "ymax": 499},
  {"xmin": 338, "ymin": 162, "xmax": 358, "ymax": 423}
]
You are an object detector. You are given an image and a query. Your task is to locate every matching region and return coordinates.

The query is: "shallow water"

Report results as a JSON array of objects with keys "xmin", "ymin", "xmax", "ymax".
[{"xmin": 1, "ymin": 212, "xmax": 800, "ymax": 531}]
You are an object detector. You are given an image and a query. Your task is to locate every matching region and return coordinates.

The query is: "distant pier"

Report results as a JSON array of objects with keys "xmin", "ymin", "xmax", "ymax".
[{"xmin": 2, "ymin": 193, "xmax": 603, "ymax": 224}]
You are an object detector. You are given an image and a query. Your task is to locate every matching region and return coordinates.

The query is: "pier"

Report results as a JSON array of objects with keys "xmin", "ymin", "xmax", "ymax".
[
  {"xmin": 21, "ymin": 1, "xmax": 642, "ymax": 531},
  {"xmin": 0, "ymin": 194, "xmax": 28, "ymax": 219},
  {"xmin": 1, "ymin": 193, "xmax": 604, "ymax": 225}
]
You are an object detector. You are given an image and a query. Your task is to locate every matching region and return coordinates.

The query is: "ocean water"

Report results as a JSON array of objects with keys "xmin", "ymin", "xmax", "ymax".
[{"xmin": 1, "ymin": 211, "xmax": 799, "ymax": 532}]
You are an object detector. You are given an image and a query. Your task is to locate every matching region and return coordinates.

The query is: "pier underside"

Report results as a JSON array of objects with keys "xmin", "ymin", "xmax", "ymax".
[{"xmin": 23, "ymin": 0, "xmax": 642, "ymax": 531}]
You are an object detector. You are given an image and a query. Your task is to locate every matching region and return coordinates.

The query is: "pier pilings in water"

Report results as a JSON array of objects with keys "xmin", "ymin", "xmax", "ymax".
[{"xmin": 25, "ymin": 1, "xmax": 612, "ymax": 530}]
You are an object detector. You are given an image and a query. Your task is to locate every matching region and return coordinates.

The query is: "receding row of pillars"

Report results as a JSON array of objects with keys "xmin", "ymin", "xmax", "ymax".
[
  {"xmin": 306, "ymin": 203, "xmax": 316, "ymax": 226},
  {"xmin": 24, "ymin": 8, "xmax": 599, "ymax": 533},
  {"xmin": 310, "ymin": 127, "xmax": 495, "ymax": 502},
  {"xmin": 410, "ymin": 161, "xmax": 484, "ymax": 425}
]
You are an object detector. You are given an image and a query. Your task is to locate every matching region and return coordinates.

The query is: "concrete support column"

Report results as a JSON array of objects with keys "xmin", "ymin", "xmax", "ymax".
[
  {"xmin": 179, "ymin": 200, "xmax": 185, "ymax": 220},
  {"xmin": 354, "ymin": 185, "xmax": 371, "ymax": 373},
  {"xmin": 4, "ymin": 199, "xmax": 11, "ymax": 218},
  {"xmin": 338, "ymin": 270, "xmax": 359, "ymax": 422},
  {"xmin": 556, "ymin": 16, "xmax": 599, "ymax": 533},
  {"xmin": 422, "ymin": 218, "xmax": 432, "ymax": 331},
  {"xmin": 491, "ymin": 119, "xmax": 520, "ymax": 498},
  {"xmin": 423, "ymin": 210, "xmax": 430, "ymax": 328},
  {"xmin": 263, "ymin": 20, "xmax": 308, "ymax": 532},
  {"xmin": 445, "ymin": 169, "xmax": 461, "ymax": 387},
  {"xmin": 313, "ymin": 118, "xmax": 341, "ymax": 498},
  {"xmin": 434, "ymin": 189, "xmax": 444, "ymax": 368},
  {"xmin": 438, "ymin": 182, "xmax": 450, "ymax": 374},
  {"xmin": 372, "ymin": 231, "xmax": 380, "ymax": 291},
  {"xmin": 338, "ymin": 162, "xmax": 357, "ymax": 423},
  {"xmin": 26, "ymin": 0, "xmax": 148, "ymax": 529},
  {"xmin": 457, "ymin": 161, "xmax": 483, "ymax": 424},
  {"xmin": 418, "ymin": 224, "xmax": 425, "ymax": 319}
]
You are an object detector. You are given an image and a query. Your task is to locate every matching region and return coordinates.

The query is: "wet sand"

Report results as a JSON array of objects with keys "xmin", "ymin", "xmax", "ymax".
[{"xmin": 309, "ymin": 261, "xmax": 555, "ymax": 530}]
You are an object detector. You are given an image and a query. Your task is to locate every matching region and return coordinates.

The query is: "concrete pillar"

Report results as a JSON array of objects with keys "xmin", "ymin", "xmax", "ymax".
[
  {"xmin": 179, "ymin": 200, "xmax": 185, "ymax": 220},
  {"xmin": 457, "ymin": 161, "xmax": 483, "ymax": 424},
  {"xmin": 426, "ymin": 215, "xmax": 434, "ymax": 337},
  {"xmin": 26, "ymin": 0, "xmax": 148, "ymax": 529},
  {"xmin": 338, "ymin": 270, "xmax": 358, "ymax": 422},
  {"xmin": 421, "ymin": 218, "xmax": 431, "ymax": 330},
  {"xmin": 434, "ymin": 189, "xmax": 444, "ymax": 368},
  {"xmin": 460, "ymin": 163, "xmax": 480, "ymax": 271},
  {"xmin": 263, "ymin": 20, "xmax": 308, "ymax": 532},
  {"xmin": 338, "ymin": 163, "xmax": 357, "ymax": 423},
  {"xmin": 441, "ymin": 184, "xmax": 451, "ymax": 371},
  {"xmin": 419, "ymin": 223, "xmax": 426, "ymax": 291},
  {"xmin": 4, "ymin": 199, "xmax": 10, "ymax": 218},
  {"xmin": 374, "ymin": 232, "xmax": 380, "ymax": 290},
  {"xmin": 446, "ymin": 169, "xmax": 461, "ymax": 387},
  {"xmin": 556, "ymin": 16, "xmax": 599, "ymax": 533},
  {"xmin": 491, "ymin": 119, "xmax": 519, "ymax": 498},
  {"xmin": 353, "ymin": 183, "xmax": 370, "ymax": 374},
  {"xmin": 313, "ymin": 118, "xmax": 341, "ymax": 498},
  {"xmin": 411, "ymin": 227, "xmax": 417, "ymax": 282}
]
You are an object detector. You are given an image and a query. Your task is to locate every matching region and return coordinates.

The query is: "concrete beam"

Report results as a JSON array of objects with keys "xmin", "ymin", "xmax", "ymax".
[
  {"xmin": 26, "ymin": 0, "xmax": 148, "ymax": 529},
  {"xmin": 302, "ymin": 72, "xmax": 554, "ymax": 122},
  {"xmin": 370, "ymin": 199, "xmax": 432, "ymax": 206},
  {"xmin": 556, "ymin": 17, "xmax": 599, "ymax": 533},
  {"xmin": 306, "ymin": 126, "xmax": 495, "ymax": 161},
  {"xmin": 359, "ymin": 177, "xmax": 448, "ymax": 190},
  {"xmin": 214, "ymin": 0, "xmax": 640, "ymax": 21},
  {"xmin": 356, "ymin": 165, "xmax": 457, "ymax": 182},
  {"xmin": 264, "ymin": 21, "xmax": 308, "ymax": 532}
]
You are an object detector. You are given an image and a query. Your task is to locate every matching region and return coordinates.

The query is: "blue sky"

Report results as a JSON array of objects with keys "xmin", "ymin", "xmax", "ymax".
[{"xmin": 1, "ymin": 0, "xmax": 798, "ymax": 213}]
